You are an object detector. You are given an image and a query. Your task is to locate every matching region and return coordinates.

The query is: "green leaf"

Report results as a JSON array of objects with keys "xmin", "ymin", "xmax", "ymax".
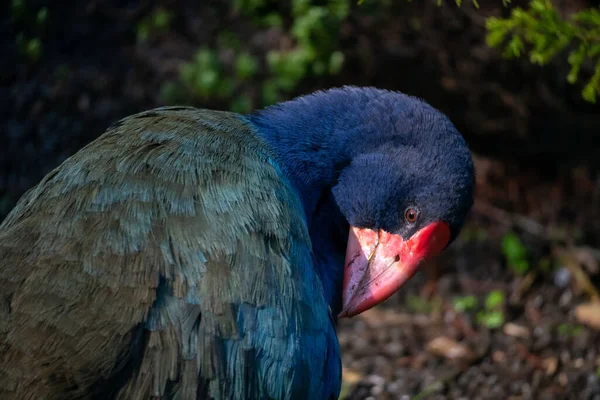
[
  {"xmin": 530, "ymin": 0, "xmax": 550, "ymax": 14},
  {"xmin": 513, "ymin": 259, "xmax": 530, "ymax": 275},
  {"xmin": 24, "ymin": 37, "xmax": 42, "ymax": 62},
  {"xmin": 195, "ymin": 69, "xmax": 218, "ymax": 93},
  {"xmin": 506, "ymin": 35, "xmax": 525, "ymax": 57},
  {"xmin": 136, "ymin": 22, "xmax": 150, "ymax": 42},
  {"xmin": 292, "ymin": 0, "xmax": 312, "ymax": 16},
  {"xmin": 261, "ymin": 13, "xmax": 283, "ymax": 28},
  {"xmin": 583, "ymin": 61, "xmax": 600, "ymax": 103},
  {"xmin": 476, "ymin": 310, "xmax": 505, "ymax": 329},
  {"xmin": 557, "ymin": 323, "xmax": 584, "ymax": 337},
  {"xmin": 485, "ymin": 290, "xmax": 505, "ymax": 310},
  {"xmin": 453, "ymin": 295, "xmax": 479, "ymax": 312},
  {"xmin": 329, "ymin": 0, "xmax": 350, "ymax": 20},
  {"xmin": 582, "ymin": 82, "xmax": 597, "ymax": 103},
  {"xmin": 235, "ymin": 52, "xmax": 259, "ymax": 80},
  {"xmin": 486, "ymin": 27, "xmax": 508, "ymax": 48},
  {"xmin": 194, "ymin": 49, "xmax": 218, "ymax": 67},
  {"xmin": 502, "ymin": 232, "xmax": 527, "ymax": 264},
  {"xmin": 567, "ymin": 44, "xmax": 586, "ymax": 84},
  {"xmin": 482, "ymin": 0, "xmax": 600, "ymax": 102},
  {"xmin": 328, "ymin": 50, "xmax": 345, "ymax": 74},
  {"xmin": 588, "ymin": 43, "xmax": 600, "ymax": 58},
  {"xmin": 234, "ymin": 0, "xmax": 267, "ymax": 15},
  {"xmin": 152, "ymin": 8, "xmax": 173, "ymax": 29},
  {"xmin": 36, "ymin": 7, "xmax": 48, "ymax": 25},
  {"xmin": 11, "ymin": 0, "xmax": 25, "ymax": 18}
]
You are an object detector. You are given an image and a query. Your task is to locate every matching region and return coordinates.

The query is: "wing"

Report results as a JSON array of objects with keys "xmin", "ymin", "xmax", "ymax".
[{"xmin": 0, "ymin": 107, "xmax": 341, "ymax": 400}]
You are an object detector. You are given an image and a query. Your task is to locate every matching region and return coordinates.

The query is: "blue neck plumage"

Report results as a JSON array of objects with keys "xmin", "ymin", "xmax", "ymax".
[{"xmin": 245, "ymin": 100, "xmax": 356, "ymax": 315}]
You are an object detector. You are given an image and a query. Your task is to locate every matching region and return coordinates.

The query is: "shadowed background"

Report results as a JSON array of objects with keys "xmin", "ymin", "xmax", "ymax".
[{"xmin": 1, "ymin": 0, "xmax": 600, "ymax": 398}]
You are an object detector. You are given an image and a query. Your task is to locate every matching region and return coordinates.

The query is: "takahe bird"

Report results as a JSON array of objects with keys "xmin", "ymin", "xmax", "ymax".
[{"xmin": 0, "ymin": 87, "xmax": 475, "ymax": 400}]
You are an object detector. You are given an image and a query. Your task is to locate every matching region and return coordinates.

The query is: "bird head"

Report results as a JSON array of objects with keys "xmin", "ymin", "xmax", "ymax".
[
  {"xmin": 329, "ymin": 89, "xmax": 475, "ymax": 318},
  {"xmin": 250, "ymin": 86, "xmax": 475, "ymax": 318}
]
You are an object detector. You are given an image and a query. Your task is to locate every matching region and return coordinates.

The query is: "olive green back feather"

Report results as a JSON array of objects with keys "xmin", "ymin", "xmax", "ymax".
[{"xmin": 0, "ymin": 107, "xmax": 340, "ymax": 400}]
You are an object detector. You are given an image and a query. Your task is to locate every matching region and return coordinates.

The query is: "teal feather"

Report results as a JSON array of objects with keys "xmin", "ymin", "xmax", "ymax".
[{"xmin": 0, "ymin": 107, "xmax": 341, "ymax": 399}]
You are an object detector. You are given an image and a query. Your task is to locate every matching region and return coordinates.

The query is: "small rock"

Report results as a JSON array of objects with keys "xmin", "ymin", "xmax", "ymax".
[
  {"xmin": 560, "ymin": 350, "xmax": 572, "ymax": 364},
  {"xmin": 559, "ymin": 372, "xmax": 569, "ymax": 386},
  {"xmin": 370, "ymin": 385, "xmax": 383, "ymax": 396},
  {"xmin": 532, "ymin": 326, "xmax": 552, "ymax": 351},
  {"xmin": 553, "ymin": 267, "xmax": 571, "ymax": 288},
  {"xmin": 426, "ymin": 336, "xmax": 475, "ymax": 362},
  {"xmin": 542, "ymin": 357, "xmax": 558, "ymax": 376},
  {"xmin": 575, "ymin": 302, "xmax": 600, "ymax": 330},
  {"xmin": 504, "ymin": 322, "xmax": 531, "ymax": 338},
  {"xmin": 533, "ymin": 295, "xmax": 544, "ymax": 308},
  {"xmin": 559, "ymin": 290, "xmax": 573, "ymax": 308},
  {"xmin": 492, "ymin": 350, "xmax": 506, "ymax": 363},
  {"xmin": 342, "ymin": 367, "xmax": 362, "ymax": 385},
  {"xmin": 386, "ymin": 381, "xmax": 400, "ymax": 394},
  {"xmin": 352, "ymin": 337, "xmax": 371, "ymax": 356},
  {"xmin": 382, "ymin": 339, "xmax": 403, "ymax": 356},
  {"xmin": 365, "ymin": 374, "xmax": 386, "ymax": 387}
]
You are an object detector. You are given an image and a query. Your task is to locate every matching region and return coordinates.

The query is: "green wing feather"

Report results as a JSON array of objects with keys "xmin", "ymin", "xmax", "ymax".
[{"xmin": 0, "ymin": 107, "xmax": 341, "ymax": 400}]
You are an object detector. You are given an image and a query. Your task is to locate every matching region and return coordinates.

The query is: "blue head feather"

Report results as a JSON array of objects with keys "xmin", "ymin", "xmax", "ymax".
[{"xmin": 247, "ymin": 86, "xmax": 475, "ymax": 315}]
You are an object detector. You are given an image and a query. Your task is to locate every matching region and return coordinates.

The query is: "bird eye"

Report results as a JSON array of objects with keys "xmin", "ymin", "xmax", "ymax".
[{"xmin": 404, "ymin": 208, "xmax": 418, "ymax": 223}]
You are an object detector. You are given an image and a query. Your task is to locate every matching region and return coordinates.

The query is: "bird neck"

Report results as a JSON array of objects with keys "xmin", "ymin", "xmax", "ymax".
[
  {"xmin": 246, "ymin": 101, "xmax": 357, "ymax": 315},
  {"xmin": 246, "ymin": 109, "xmax": 352, "ymax": 218}
]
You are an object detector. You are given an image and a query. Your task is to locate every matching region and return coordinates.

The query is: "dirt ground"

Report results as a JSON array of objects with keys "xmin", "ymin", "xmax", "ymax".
[
  {"xmin": 336, "ymin": 155, "xmax": 600, "ymax": 399},
  {"xmin": 2, "ymin": 2, "xmax": 600, "ymax": 399}
]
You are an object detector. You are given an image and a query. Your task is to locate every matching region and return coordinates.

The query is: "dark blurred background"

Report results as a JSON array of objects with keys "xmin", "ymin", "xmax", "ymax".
[{"xmin": 2, "ymin": 0, "xmax": 600, "ymax": 398}]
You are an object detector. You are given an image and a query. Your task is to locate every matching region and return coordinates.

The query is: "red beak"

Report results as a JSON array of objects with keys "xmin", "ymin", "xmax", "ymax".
[{"xmin": 338, "ymin": 221, "xmax": 451, "ymax": 318}]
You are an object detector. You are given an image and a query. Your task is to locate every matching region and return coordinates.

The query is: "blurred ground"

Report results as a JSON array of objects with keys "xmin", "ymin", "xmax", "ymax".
[
  {"xmin": 338, "ymin": 158, "xmax": 600, "ymax": 399},
  {"xmin": 1, "ymin": 1, "xmax": 600, "ymax": 399}
]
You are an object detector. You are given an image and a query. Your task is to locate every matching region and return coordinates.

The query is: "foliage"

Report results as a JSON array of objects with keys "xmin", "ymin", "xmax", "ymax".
[
  {"xmin": 502, "ymin": 232, "xmax": 530, "ymax": 276},
  {"xmin": 136, "ymin": 7, "xmax": 173, "ymax": 43},
  {"xmin": 390, "ymin": 0, "xmax": 513, "ymax": 9},
  {"xmin": 487, "ymin": 0, "xmax": 600, "ymax": 103},
  {"xmin": 155, "ymin": 0, "xmax": 600, "ymax": 108},
  {"xmin": 16, "ymin": 34, "xmax": 42, "ymax": 62},
  {"xmin": 454, "ymin": 291, "xmax": 505, "ymax": 329},
  {"xmin": 160, "ymin": 46, "xmax": 258, "ymax": 113},
  {"xmin": 556, "ymin": 323, "xmax": 585, "ymax": 337},
  {"xmin": 11, "ymin": 0, "xmax": 47, "ymax": 63},
  {"xmin": 476, "ymin": 290, "xmax": 505, "ymax": 329},
  {"xmin": 161, "ymin": 0, "xmax": 349, "ymax": 111},
  {"xmin": 452, "ymin": 295, "xmax": 478, "ymax": 312}
]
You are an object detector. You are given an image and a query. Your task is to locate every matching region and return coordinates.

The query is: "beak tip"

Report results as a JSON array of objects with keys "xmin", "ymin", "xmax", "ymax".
[
  {"xmin": 337, "ymin": 302, "xmax": 350, "ymax": 319},
  {"xmin": 337, "ymin": 309, "xmax": 354, "ymax": 319}
]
